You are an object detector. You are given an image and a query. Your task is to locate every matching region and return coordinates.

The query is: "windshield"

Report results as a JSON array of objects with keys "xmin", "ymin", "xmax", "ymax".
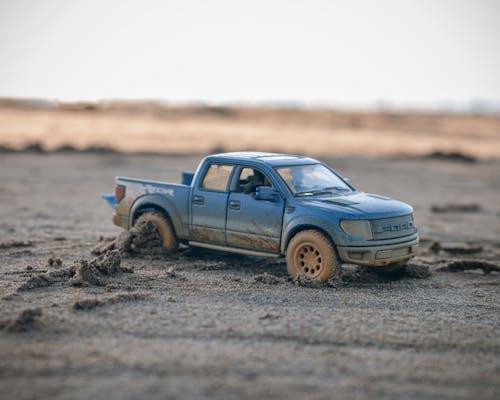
[{"xmin": 275, "ymin": 163, "xmax": 352, "ymax": 196}]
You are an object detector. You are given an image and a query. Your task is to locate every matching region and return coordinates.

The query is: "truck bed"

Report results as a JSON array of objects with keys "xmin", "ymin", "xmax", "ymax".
[{"xmin": 113, "ymin": 176, "xmax": 191, "ymax": 234}]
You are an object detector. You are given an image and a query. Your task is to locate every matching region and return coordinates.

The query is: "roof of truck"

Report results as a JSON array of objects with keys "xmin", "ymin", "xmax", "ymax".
[{"xmin": 208, "ymin": 152, "xmax": 319, "ymax": 167}]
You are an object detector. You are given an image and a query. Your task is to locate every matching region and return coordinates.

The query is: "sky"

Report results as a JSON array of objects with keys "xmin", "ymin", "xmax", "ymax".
[{"xmin": 0, "ymin": 0, "xmax": 499, "ymax": 107}]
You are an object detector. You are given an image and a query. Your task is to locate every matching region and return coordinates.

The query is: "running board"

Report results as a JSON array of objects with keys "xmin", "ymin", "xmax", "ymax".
[{"xmin": 188, "ymin": 241, "xmax": 281, "ymax": 258}]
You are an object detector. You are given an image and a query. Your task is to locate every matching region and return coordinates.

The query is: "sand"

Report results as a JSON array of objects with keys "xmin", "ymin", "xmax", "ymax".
[{"xmin": 0, "ymin": 152, "xmax": 499, "ymax": 399}]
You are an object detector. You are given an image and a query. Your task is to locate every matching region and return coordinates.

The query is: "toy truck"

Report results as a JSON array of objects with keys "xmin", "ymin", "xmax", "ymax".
[{"xmin": 103, "ymin": 152, "xmax": 418, "ymax": 282}]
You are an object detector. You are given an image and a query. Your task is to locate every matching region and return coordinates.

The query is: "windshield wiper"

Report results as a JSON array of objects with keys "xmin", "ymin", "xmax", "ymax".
[
  {"xmin": 322, "ymin": 186, "xmax": 350, "ymax": 192},
  {"xmin": 295, "ymin": 186, "xmax": 349, "ymax": 197}
]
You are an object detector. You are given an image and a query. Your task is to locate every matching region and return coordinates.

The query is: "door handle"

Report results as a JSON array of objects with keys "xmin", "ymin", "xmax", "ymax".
[
  {"xmin": 229, "ymin": 200, "xmax": 241, "ymax": 210},
  {"xmin": 193, "ymin": 195, "xmax": 204, "ymax": 205}
]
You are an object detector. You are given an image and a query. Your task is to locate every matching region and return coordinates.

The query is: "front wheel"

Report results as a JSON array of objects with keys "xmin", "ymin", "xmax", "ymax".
[{"xmin": 286, "ymin": 230, "xmax": 341, "ymax": 283}]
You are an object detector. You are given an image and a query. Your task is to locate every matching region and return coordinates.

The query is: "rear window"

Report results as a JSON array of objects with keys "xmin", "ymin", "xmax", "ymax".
[{"xmin": 200, "ymin": 164, "xmax": 233, "ymax": 191}]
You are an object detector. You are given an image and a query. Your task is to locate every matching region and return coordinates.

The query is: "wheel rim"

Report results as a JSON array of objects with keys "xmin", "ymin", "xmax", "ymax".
[{"xmin": 293, "ymin": 241, "xmax": 323, "ymax": 279}]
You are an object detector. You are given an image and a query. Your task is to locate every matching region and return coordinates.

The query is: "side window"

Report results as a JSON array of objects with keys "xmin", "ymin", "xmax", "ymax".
[
  {"xmin": 201, "ymin": 164, "xmax": 233, "ymax": 191},
  {"xmin": 237, "ymin": 168, "xmax": 272, "ymax": 194},
  {"xmin": 239, "ymin": 168, "xmax": 254, "ymax": 185}
]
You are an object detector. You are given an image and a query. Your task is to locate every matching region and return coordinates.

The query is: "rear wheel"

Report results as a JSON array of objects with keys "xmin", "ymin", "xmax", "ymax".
[
  {"xmin": 286, "ymin": 230, "xmax": 341, "ymax": 283},
  {"xmin": 134, "ymin": 211, "xmax": 178, "ymax": 253}
]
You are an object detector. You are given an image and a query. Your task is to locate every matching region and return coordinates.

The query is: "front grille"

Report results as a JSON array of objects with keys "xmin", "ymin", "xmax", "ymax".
[{"xmin": 370, "ymin": 214, "xmax": 415, "ymax": 240}]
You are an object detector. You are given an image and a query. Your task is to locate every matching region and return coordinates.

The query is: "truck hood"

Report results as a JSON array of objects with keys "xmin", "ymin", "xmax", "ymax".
[{"xmin": 294, "ymin": 192, "xmax": 413, "ymax": 219}]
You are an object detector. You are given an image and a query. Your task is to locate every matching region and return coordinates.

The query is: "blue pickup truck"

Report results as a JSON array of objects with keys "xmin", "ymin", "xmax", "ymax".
[{"xmin": 104, "ymin": 152, "xmax": 418, "ymax": 282}]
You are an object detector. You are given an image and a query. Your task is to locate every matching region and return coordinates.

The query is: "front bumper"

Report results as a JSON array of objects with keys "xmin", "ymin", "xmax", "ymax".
[{"xmin": 337, "ymin": 236, "xmax": 419, "ymax": 266}]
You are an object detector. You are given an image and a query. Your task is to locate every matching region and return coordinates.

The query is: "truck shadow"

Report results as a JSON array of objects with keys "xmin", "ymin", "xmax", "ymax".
[
  {"xmin": 177, "ymin": 247, "xmax": 289, "ymax": 277},
  {"xmin": 176, "ymin": 248, "xmax": 432, "ymax": 287}
]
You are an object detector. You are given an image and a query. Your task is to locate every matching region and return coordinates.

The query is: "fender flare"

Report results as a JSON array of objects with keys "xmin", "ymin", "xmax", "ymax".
[{"xmin": 281, "ymin": 216, "xmax": 345, "ymax": 254}]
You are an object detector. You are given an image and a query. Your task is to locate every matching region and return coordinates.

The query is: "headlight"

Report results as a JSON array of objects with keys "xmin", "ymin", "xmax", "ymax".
[
  {"xmin": 411, "ymin": 213, "xmax": 417, "ymax": 229},
  {"xmin": 340, "ymin": 219, "xmax": 373, "ymax": 240}
]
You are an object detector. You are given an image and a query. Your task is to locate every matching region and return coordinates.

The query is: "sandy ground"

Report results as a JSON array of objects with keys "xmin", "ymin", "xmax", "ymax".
[{"xmin": 0, "ymin": 152, "xmax": 499, "ymax": 400}]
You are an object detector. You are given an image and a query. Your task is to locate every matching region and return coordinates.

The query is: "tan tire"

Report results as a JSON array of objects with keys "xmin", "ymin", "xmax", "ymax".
[
  {"xmin": 286, "ymin": 230, "xmax": 341, "ymax": 283},
  {"xmin": 135, "ymin": 211, "xmax": 178, "ymax": 253}
]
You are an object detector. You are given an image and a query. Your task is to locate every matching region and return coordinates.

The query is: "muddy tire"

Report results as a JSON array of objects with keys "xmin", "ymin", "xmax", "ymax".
[
  {"xmin": 286, "ymin": 230, "xmax": 341, "ymax": 283},
  {"xmin": 134, "ymin": 211, "xmax": 178, "ymax": 253}
]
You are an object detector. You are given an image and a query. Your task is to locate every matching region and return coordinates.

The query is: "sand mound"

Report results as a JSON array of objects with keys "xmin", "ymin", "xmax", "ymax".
[
  {"xmin": 17, "ymin": 250, "xmax": 133, "ymax": 291},
  {"xmin": 429, "ymin": 241, "xmax": 483, "ymax": 254},
  {"xmin": 92, "ymin": 220, "xmax": 167, "ymax": 257},
  {"xmin": 47, "ymin": 257, "xmax": 63, "ymax": 266},
  {"xmin": 405, "ymin": 261, "xmax": 434, "ymax": 279},
  {"xmin": 293, "ymin": 273, "xmax": 323, "ymax": 288},
  {"xmin": 70, "ymin": 250, "xmax": 132, "ymax": 287},
  {"xmin": 17, "ymin": 267, "xmax": 75, "ymax": 291},
  {"xmin": 2, "ymin": 308, "xmax": 42, "ymax": 332},
  {"xmin": 431, "ymin": 203, "xmax": 481, "ymax": 213},
  {"xmin": 259, "ymin": 313, "xmax": 280, "ymax": 320},
  {"xmin": 72, "ymin": 292, "xmax": 151, "ymax": 311},
  {"xmin": 254, "ymin": 272, "xmax": 285, "ymax": 285},
  {"xmin": 0, "ymin": 240, "xmax": 34, "ymax": 250},
  {"xmin": 425, "ymin": 151, "xmax": 477, "ymax": 163},
  {"xmin": 437, "ymin": 259, "xmax": 500, "ymax": 274}
]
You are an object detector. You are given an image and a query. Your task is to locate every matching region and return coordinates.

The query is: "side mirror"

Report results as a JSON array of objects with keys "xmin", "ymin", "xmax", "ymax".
[{"xmin": 255, "ymin": 186, "xmax": 279, "ymax": 201}]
